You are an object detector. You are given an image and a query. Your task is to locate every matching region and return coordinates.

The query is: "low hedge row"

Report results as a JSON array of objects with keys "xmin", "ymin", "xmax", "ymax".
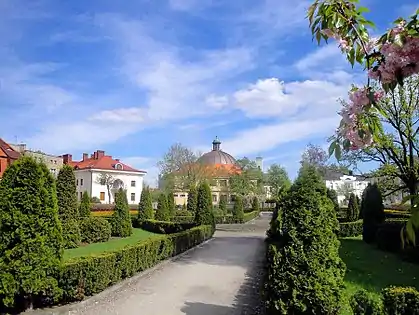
[
  {"xmin": 338, "ymin": 220, "xmax": 363, "ymax": 237},
  {"xmin": 350, "ymin": 286, "xmax": 419, "ymax": 314},
  {"xmin": 135, "ymin": 219, "xmax": 196, "ymax": 234},
  {"xmin": 173, "ymin": 211, "xmax": 260, "ymax": 224},
  {"xmin": 54, "ymin": 225, "xmax": 213, "ymax": 306}
]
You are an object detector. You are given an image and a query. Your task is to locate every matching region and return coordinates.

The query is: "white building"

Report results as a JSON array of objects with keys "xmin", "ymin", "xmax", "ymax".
[
  {"xmin": 324, "ymin": 171, "xmax": 370, "ymax": 205},
  {"xmin": 62, "ymin": 150, "xmax": 147, "ymax": 204}
]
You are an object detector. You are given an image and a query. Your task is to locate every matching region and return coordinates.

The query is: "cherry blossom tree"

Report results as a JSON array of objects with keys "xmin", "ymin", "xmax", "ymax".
[{"xmin": 307, "ymin": 0, "xmax": 419, "ymax": 244}]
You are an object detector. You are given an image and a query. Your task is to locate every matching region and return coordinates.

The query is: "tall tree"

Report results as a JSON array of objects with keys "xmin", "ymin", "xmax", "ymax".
[
  {"xmin": 57, "ymin": 165, "xmax": 81, "ymax": 248},
  {"xmin": 362, "ymin": 184, "xmax": 385, "ymax": 243},
  {"xmin": 265, "ymin": 165, "xmax": 345, "ymax": 313},
  {"xmin": 326, "ymin": 188, "xmax": 340, "ymax": 212},
  {"xmin": 111, "ymin": 188, "xmax": 132, "ymax": 237},
  {"xmin": 167, "ymin": 192, "xmax": 175, "ymax": 220},
  {"xmin": 138, "ymin": 187, "xmax": 154, "ymax": 222},
  {"xmin": 155, "ymin": 193, "xmax": 170, "ymax": 221},
  {"xmin": 232, "ymin": 195, "xmax": 244, "ymax": 223},
  {"xmin": 0, "ymin": 157, "xmax": 63, "ymax": 309},
  {"xmin": 347, "ymin": 193, "xmax": 359, "ymax": 222},
  {"xmin": 157, "ymin": 143, "xmax": 207, "ymax": 191},
  {"xmin": 266, "ymin": 164, "xmax": 291, "ymax": 199},
  {"xmin": 195, "ymin": 181, "xmax": 215, "ymax": 226},
  {"xmin": 79, "ymin": 191, "xmax": 91, "ymax": 218},
  {"xmin": 229, "ymin": 157, "xmax": 264, "ymax": 197},
  {"xmin": 96, "ymin": 173, "xmax": 115, "ymax": 204},
  {"xmin": 301, "ymin": 143, "xmax": 350, "ymax": 177},
  {"xmin": 187, "ymin": 185, "xmax": 198, "ymax": 215}
]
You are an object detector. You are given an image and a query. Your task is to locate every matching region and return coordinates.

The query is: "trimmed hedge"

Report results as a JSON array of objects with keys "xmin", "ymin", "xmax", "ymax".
[
  {"xmin": 350, "ymin": 289, "xmax": 382, "ymax": 315},
  {"xmin": 135, "ymin": 219, "xmax": 196, "ymax": 234},
  {"xmin": 382, "ymin": 286, "xmax": 419, "ymax": 314},
  {"xmin": 338, "ymin": 220, "xmax": 363, "ymax": 237},
  {"xmin": 173, "ymin": 211, "xmax": 260, "ymax": 224},
  {"xmin": 57, "ymin": 225, "xmax": 214, "ymax": 305},
  {"xmin": 92, "ymin": 204, "xmax": 139, "ymax": 211},
  {"xmin": 80, "ymin": 217, "xmax": 111, "ymax": 244}
]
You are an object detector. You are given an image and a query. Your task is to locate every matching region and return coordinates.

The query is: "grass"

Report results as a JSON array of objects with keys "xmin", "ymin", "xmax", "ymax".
[
  {"xmin": 339, "ymin": 236, "xmax": 419, "ymax": 314},
  {"xmin": 63, "ymin": 228, "xmax": 159, "ymax": 261}
]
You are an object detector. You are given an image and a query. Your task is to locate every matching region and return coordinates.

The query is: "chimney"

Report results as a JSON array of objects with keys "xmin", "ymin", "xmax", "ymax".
[
  {"xmin": 62, "ymin": 154, "xmax": 72, "ymax": 164},
  {"xmin": 83, "ymin": 153, "xmax": 88, "ymax": 161},
  {"xmin": 96, "ymin": 150, "xmax": 105, "ymax": 159}
]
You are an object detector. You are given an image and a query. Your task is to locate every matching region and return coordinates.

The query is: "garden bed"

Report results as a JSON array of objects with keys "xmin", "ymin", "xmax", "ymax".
[{"xmin": 339, "ymin": 236, "xmax": 419, "ymax": 314}]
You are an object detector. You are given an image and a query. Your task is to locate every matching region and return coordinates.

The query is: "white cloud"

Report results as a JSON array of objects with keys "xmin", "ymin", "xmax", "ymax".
[
  {"xmin": 221, "ymin": 116, "xmax": 339, "ymax": 157},
  {"xmin": 232, "ymin": 77, "xmax": 347, "ymax": 119},
  {"xmin": 295, "ymin": 45, "xmax": 343, "ymax": 71},
  {"xmin": 90, "ymin": 107, "xmax": 146, "ymax": 123}
]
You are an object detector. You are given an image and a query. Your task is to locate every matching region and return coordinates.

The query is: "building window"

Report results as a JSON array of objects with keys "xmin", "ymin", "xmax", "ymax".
[
  {"xmin": 100, "ymin": 192, "xmax": 105, "ymax": 201},
  {"xmin": 131, "ymin": 180, "xmax": 136, "ymax": 187},
  {"xmin": 76, "ymin": 179, "xmax": 79, "ymax": 186},
  {"xmin": 80, "ymin": 192, "xmax": 83, "ymax": 199},
  {"xmin": 80, "ymin": 179, "xmax": 83, "ymax": 186},
  {"xmin": 210, "ymin": 179, "xmax": 217, "ymax": 186},
  {"xmin": 180, "ymin": 194, "xmax": 186, "ymax": 197},
  {"xmin": 220, "ymin": 180, "xmax": 227, "ymax": 187},
  {"xmin": 131, "ymin": 193, "xmax": 135, "ymax": 202},
  {"xmin": 212, "ymin": 194, "xmax": 217, "ymax": 202},
  {"xmin": 174, "ymin": 194, "xmax": 179, "ymax": 197},
  {"xmin": 221, "ymin": 195, "xmax": 227, "ymax": 202}
]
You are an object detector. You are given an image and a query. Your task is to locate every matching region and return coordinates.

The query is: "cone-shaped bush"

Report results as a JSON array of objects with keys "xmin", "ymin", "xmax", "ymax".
[
  {"xmin": 219, "ymin": 197, "xmax": 227, "ymax": 215},
  {"xmin": 327, "ymin": 188, "xmax": 340, "ymax": 212},
  {"xmin": 155, "ymin": 193, "xmax": 170, "ymax": 221},
  {"xmin": 138, "ymin": 187, "xmax": 154, "ymax": 222},
  {"xmin": 195, "ymin": 181, "xmax": 215, "ymax": 226},
  {"xmin": 0, "ymin": 156, "xmax": 63, "ymax": 309},
  {"xmin": 265, "ymin": 165, "xmax": 346, "ymax": 314},
  {"xmin": 79, "ymin": 191, "xmax": 91, "ymax": 218},
  {"xmin": 111, "ymin": 188, "xmax": 132, "ymax": 237},
  {"xmin": 347, "ymin": 193, "xmax": 360, "ymax": 222},
  {"xmin": 187, "ymin": 185, "xmax": 198, "ymax": 215},
  {"xmin": 167, "ymin": 192, "xmax": 175, "ymax": 220},
  {"xmin": 362, "ymin": 183, "xmax": 385, "ymax": 243},
  {"xmin": 232, "ymin": 195, "xmax": 245, "ymax": 223},
  {"xmin": 57, "ymin": 165, "xmax": 81, "ymax": 249},
  {"xmin": 251, "ymin": 196, "xmax": 260, "ymax": 213}
]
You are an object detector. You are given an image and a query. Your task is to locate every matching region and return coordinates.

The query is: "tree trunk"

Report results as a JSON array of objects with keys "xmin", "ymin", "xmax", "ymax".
[{"xmin": 107, "ymin": 185, "xmax": 112, "ymax": 204}]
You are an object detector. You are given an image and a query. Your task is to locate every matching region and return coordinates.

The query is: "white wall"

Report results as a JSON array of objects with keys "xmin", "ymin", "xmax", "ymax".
[
  {"xmin": 325, "ymin": 175, "xmax": 370, "ymax": 204},
  {"xmin": 75, "ymin": 169, "xmax": 145, "ymax": 204}
]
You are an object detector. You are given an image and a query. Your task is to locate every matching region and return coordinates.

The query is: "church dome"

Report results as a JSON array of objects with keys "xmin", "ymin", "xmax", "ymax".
[{"xmin": 198, "ymin": 137, "xmax": 237, "ymax": 165}]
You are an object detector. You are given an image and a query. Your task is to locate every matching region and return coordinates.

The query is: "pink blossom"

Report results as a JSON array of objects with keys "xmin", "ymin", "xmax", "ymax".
[{"xmin": 339, "ymin": 38, "xmax": 351, "ymax": 51}]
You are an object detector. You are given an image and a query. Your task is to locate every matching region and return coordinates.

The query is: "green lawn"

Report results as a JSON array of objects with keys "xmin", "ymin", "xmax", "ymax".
[
  {"xmin": 64, "ymin": 228, "xmax": 159, "ymax": 260},
  {"xmin": 339, "ymin": 237, "xmax": 419, "ymax": 314}
]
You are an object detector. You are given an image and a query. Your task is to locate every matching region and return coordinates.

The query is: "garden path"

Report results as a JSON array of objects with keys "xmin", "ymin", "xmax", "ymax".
[{"xmin": 30, "ymin": 214, "xmax": 271, "ymax": 315}]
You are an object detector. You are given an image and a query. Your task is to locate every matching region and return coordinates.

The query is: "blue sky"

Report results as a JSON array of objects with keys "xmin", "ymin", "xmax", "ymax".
[{"xmin": 0, "ymin": 0, "xmax": 417, "ymax": 186}]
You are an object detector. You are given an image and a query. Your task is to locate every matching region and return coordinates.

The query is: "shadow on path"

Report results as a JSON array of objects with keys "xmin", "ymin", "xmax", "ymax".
[{"xmin": 181, "ymin": 234, "xmax": 267, "ymax": 315}]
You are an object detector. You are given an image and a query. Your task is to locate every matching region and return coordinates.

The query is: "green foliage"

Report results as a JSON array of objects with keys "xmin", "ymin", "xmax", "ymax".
[
  {"xmin": 111, "ymin": 188, "xmax": 133, "ymax": 237},
  {"xmin": 167, "ymin": 192, "xmax": 175, "ymax": 220},
  {"xmin": 338, "ymin": 220, "xmax": 363, "ymax": 237},
  {"xmin": 232, "ymin": 195, "xmax": 244, "ymax": 223},
  {"xmin": 0, "ymin": 156, "xmax": 63, "ymax": 309},
  {"xmin": 155, "ymin": 193, "xmax": 170, "ymax": 221},
  {"xmin": 264, "ymin": 165, "xmax": 345, "ymax": 314},
  {"xmin": 137, "ymin": 220, "xmax": 196, "ymax": 234},
  {"xmin": 57, "ymin": 165, "xmax": 81, "ymax": 248},
  {"xmin": 80, "ymin": 217, "xmax": 111, "ymax": 243},
  {"xmin": 91, "ymin": 196, "xmax": 101, "ymax": 204},
  {"xmin": 362, "ymin": 183, "xmax": 385, "ymax": 243},
  {"xmin": 187, "ymin": 185, "xmax": 198, "ymax": 215},
  {"xmin": 382, "ymin": 286, "xmax": 419, "ymax": 315},
  {"xmin": 138, "ymin": 187, "xmax": 154, "ymax": 223},
  {"xmin": 195, "ymin": 181, "xmax": 215, "ymax": 227},
  {"xmin": 266, "ymin": 164, "xmax": 291, "ymax": 198},
  {"xmin": 350, "ymin": 289, "xmax": 383, "ymax": 315},
  {"xmin": 327, "ymin": 188, "xmax": 340, "ymax": 212},
  {"xmin": 219, "ymin": 197, "xmax": 227, "ymax": 215},
  {"xmin": 251, "ymin": 196, "xmax": 260, "ymax": 213},
  {"xmin": 347, "ymin": 193, "xmax": 360, "ymax": 222},
  {"xmin": 79, "ymin": 191, "xmax": 91, "ymax": 218}
]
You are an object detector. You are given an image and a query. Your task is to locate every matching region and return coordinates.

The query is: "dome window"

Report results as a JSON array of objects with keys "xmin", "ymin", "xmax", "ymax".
[{"xmin": 114, "ymin": 163, "xmax": 123, "ymax": 170}]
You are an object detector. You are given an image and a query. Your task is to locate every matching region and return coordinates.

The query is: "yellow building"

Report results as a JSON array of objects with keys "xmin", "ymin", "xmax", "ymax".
[{"xmin": 173, "ymin": 137, "xmax": 242, "ymax": 206}]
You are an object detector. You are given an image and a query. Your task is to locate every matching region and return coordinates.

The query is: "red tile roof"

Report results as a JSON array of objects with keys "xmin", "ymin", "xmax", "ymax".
[
  {"xmin": 0, "ymin": 139, "xmax": 20, "ymax": 160},
  {"xmin": 68, "ymin": 155, "xmax": 146, "ymax": 173}
]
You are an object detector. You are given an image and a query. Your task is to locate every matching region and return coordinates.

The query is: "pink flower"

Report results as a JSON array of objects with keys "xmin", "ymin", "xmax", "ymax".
[{"xmin": 339, "ymin": 38, "xmax": 351, "ymax": 51}]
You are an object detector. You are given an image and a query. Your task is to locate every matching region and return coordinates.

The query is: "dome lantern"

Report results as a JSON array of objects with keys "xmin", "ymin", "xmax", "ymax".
[{"xmin": 212, "ymin": 136, "xmax": 221, "ymax": 151}]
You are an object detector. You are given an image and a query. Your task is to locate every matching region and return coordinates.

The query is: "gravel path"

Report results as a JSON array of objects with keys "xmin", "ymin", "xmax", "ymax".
[{"xmin": 29, "ymin": 215, "xmax": 270, "ymax": 315}]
